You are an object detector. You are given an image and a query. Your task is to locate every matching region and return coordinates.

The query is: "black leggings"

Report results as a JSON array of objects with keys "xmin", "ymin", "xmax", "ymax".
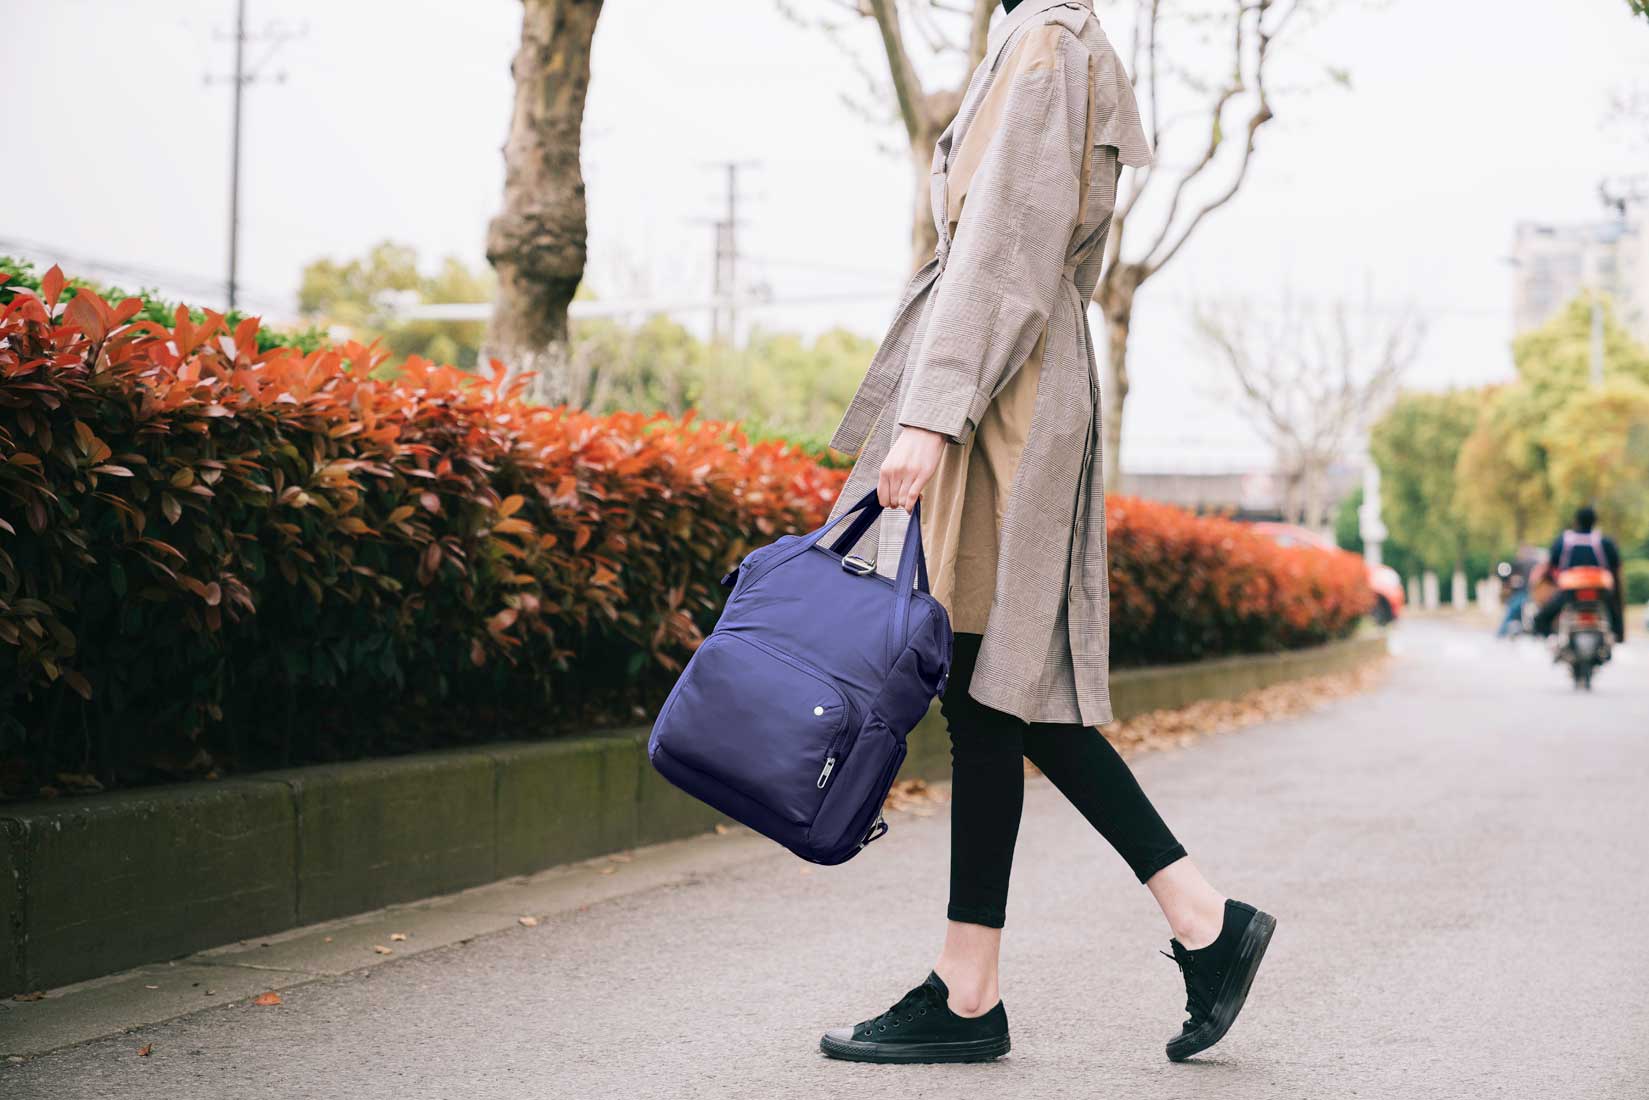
[{"xmin": 945, "ymin": 632, "xmax": 1186, "ymax": 929}]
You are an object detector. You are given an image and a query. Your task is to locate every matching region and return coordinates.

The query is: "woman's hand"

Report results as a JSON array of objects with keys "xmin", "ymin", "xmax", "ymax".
[{"xmin": 878, "ymin": 426, "xmax": 948, "ymax": 510}]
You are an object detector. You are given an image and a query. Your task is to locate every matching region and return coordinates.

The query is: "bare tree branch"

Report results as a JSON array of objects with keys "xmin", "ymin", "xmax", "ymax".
[
  {"xmin": 1194, "ymin": 289, "xmax": 1424, "ymax": 526},
  {"xmin": 1095, "ymin": 0, "xmax": 1362, "ymax": 489},
  {"xmin": 865, "ymin": 0, "xmax": 926, "ymax": 141}
]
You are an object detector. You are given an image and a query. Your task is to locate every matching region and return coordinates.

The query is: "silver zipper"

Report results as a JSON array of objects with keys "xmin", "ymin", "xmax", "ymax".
[{"xmin": 816, "ymin": 756, "xmax": 836, "ymax": 788}]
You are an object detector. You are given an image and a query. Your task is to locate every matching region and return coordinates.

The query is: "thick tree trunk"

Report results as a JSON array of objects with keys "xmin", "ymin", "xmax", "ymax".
[
  {"xmin": 484, "ymin": 0, "xmax": 602, "ymax": 406},
  {"xmin": 1097, "ymin": 270, "xmax": 1141, "ymax": 493}
]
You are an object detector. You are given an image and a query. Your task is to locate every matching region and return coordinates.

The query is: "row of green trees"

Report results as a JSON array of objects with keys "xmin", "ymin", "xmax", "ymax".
[
  {"xmin": 296, "ymin": 242, "xmax": 872, "ymax": 455},
  {"xmin": 1366, "ymin": 297, "xmax": 1649, "ymax": 585}
]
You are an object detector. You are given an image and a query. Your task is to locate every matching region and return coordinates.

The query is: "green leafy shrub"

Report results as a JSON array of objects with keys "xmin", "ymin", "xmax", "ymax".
[{"xmin": 1623, "ymin": 559, "xmax": 1649, "ymax": 606}]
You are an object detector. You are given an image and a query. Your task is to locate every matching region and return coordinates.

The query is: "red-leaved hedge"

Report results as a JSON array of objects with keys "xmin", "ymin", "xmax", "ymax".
[
  {"xmin": 0, "ymin": 268, "xmax": 844, "ymax": 796},
  {"xmin": 1107, "ymin": 496, "xmax": 1371, "ymax": 664},
  {"xmin": 0, "ymin": 267, "xmax": 1369, "ymax": 798}
]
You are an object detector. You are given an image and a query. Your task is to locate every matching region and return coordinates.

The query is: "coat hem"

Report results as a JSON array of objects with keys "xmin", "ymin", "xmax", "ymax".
[{"xmin": 966, "ymin": 676, "xmax": 1112, "ymax": 729}]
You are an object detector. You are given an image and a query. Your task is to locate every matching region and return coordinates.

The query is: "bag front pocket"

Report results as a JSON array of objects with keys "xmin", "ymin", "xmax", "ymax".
[{"xmin": 656, "ymin": 631, "xmax": 852, "ymax": 827}]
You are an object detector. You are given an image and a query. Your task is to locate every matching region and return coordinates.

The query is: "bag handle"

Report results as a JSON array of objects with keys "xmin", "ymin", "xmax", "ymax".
[
  {"xmin": 826, "ymin": 492, "xmax": 931, "ymax": 593},
  {"xmin": 817, "ymin": 489, "xmax": 929, "ymax": 595}
]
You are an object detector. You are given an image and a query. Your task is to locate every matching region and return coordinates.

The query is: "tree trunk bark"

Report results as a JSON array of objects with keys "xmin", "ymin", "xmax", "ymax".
[
  {"xmin": 909, "ymin": 137, "xmax": 938, "ymax": 273},
  {"xmin": 484, "ymin": 0, "xmax": 603, "ymax": 406},
  {"xmin": 1097, "ymin": 271, "xmax": 1141, "ymax": 493}
]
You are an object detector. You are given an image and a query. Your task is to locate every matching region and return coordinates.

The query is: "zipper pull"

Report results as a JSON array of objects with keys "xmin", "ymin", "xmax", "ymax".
[{"xmin": 816, "ymin": 755, "xmax": 836, "ymax": 789}]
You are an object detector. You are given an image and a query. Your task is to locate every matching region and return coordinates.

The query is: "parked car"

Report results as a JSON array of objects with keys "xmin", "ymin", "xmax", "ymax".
[{"xmin": 1249, "ymin": 522, "xmax": 1405, "ymax": 625}]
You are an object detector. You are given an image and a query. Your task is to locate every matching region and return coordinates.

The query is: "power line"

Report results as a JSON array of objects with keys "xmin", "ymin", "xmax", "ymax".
[{"xmin": 0, "ymin": 235, "xmax": 289, "ymax": 313}]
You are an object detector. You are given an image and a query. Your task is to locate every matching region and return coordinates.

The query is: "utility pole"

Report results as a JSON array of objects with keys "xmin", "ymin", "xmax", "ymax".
[
  {"xmin": 228, "ymin": 0, "xmax": 246, "ymax": 313},
  {"xmin": 1358, "ymin": 459, "xmax": 1386, "ymax": 570},
  {"xmin": 207, "ymin": 3, "xmax": 303, "ymax": 313},
  {"xmin": 705, "ymin": 161, "xmax": 755, "ymax": 347}
]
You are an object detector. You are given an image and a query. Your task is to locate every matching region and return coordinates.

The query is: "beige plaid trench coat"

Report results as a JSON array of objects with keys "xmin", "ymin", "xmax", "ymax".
[{"xmin": 824, "ymin": 0, "xmax": 1150, "ymax": 727}]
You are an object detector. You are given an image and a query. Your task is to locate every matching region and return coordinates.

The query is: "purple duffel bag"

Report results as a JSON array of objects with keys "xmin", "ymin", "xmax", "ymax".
[{"xmin": 648, "ymin": 489, "xmax": 953, "ymax": 865}]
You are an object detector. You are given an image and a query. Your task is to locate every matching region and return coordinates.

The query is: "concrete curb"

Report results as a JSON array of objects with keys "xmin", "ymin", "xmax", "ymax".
[
  {"xmin": 1108, "ymin": 633, "xmax": 1389, "ymax": 716},
  {"xmin": 0, "ymin": 632, "xmax": 1386, "ymax": 996}
]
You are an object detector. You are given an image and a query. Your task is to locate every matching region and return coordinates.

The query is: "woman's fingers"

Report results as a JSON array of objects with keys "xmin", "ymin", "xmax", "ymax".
[
  {"xmin": 876, "ymin": 427, "xmax": 947, "ymax": 511},
  {"xmin": 878, "ymin": 466, "xmax": 914, "ymax": 510}
]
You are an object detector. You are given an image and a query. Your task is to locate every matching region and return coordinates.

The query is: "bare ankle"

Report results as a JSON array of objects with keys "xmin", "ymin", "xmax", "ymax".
[
  {"xmin": 932, "ymin": 958, "xmax": 998, "ymax": 1018},
  {"xmin": 934, "ymin": 920, "xmax": 1003, "ymax": 1017},
  {"xmin": 938, "ymin": 978, "xmax": 997, "ymax": 1018},
  {"xmin": 1172, "ymin": 896, "xmax": 1229, "ymax": 951}
]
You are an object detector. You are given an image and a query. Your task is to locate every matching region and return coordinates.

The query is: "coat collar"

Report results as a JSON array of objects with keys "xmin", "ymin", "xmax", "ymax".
[{"xmin": 987, "ymin": 0, "xmax": 1091, "ymax": 57}]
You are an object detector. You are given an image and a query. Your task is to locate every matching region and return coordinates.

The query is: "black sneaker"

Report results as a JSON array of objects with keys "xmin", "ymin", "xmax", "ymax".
[
  {"xmin": 820, "ymin": 971, "xmax": 1011, "ymax": 1064},
  {"xmin": 1163, "ymin": 899, "xmax": 1276, "ymax": 1062}
]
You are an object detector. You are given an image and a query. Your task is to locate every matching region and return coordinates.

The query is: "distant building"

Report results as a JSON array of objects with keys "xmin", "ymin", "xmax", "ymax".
[{"xmin": 1510, "ymin": 216, "xmax": 1649, "ymax": 344}]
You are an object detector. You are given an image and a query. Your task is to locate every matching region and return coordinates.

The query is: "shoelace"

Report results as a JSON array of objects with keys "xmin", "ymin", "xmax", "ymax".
[
  {"xmin": 1161, "ymin": 948, "xmax": 1213, "ymax": 1026},
  {"xmin": 861, "ymin": 984, "xmax": 937, "ymax": 1035}
]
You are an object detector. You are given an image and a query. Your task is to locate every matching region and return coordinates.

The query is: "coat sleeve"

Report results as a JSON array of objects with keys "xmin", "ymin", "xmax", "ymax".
[{"xmin": 895, "ymin": 25, "xmax": 1090, "ymax": 445}]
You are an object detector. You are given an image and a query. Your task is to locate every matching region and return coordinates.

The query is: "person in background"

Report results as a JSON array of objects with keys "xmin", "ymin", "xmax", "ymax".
[
  {"xmin": 1531, "ymin": 506, "xmax": 1625, "ymax": 642},
  {"xmin": 1494, "ymin": 560, "xmax": 1529, "ymax": 639}
]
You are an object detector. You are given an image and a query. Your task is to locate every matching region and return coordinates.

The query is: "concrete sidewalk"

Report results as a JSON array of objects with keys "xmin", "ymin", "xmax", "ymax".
[{"xmin": 6, "ymin": 619, "xmax": 1648, "ymax": 1098}]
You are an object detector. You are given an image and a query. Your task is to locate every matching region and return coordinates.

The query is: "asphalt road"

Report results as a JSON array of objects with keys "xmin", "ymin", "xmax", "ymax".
[{"xmin": 8, "ymin": 618, "xmax": 1648, "ymax": 1099}]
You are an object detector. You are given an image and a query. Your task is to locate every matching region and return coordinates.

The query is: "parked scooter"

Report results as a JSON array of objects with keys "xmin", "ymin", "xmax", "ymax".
[{"xmin": 1550, "ymin": 566, "xmax": 1615, "ymax": 690}]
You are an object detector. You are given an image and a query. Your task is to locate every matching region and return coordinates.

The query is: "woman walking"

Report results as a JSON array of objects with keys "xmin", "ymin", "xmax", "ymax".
[{"xmin": 816, "ymin": 0, "xmax": 1274, "ymax": 1064}]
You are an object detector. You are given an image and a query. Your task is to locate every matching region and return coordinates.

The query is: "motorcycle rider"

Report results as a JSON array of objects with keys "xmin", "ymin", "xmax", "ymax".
[
  {"xmin": 1495, "ymin": 559, "xmax": 1530, "ymax": 638},
  {"xmin": 1532, "ymin": 506, "xmax": 1625, "ymax": 642}
]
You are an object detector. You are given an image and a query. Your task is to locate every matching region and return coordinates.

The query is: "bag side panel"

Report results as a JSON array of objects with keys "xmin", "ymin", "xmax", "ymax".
[{"xmin": 803, "ymin": 715, "xmax": 907, "ymax": 865}]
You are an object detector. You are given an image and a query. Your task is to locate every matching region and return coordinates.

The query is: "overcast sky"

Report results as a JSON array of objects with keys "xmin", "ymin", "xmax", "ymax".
[{"xmin": 5, "ymin": 0, "xmax": 1648, "ymax": 471}]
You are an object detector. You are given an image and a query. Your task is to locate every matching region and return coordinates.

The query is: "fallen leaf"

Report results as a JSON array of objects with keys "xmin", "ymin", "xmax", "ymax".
[
  {"xmin": 713, "ymin": 824, "xmax": 731, "ymax": 836},
  {"xmin": 12, "ymin": 991, "xmax": 45, "ymax": 1003},
  {"xmin": 251, "ymin": 992, "xmax": 281, "ymax": 1007},
  {"xmin": 389, "ymin": 932, "xmax": 407, "ymax": 942},
  {"xmin": 144, "ymin": 984, "xmax": 159, "ymax": 990},
  {"xmin": 598, "ymin": 866, "xmax": 617, "ymax": 876},
  {"xmin": 517, "ymin": 916, "xmax": 539, "ymax": 928},
  {"xmin": 607, "ymin": 853, "xmax": 634, "ymax": 864},
  {"xmin": 137, "ymin": 1044, "xmax": 153, "ymax": 1057},
  {"xmin": 883, "ymin": 778, "xmax": 950, "ymax": 815},
  {"xmin": 322, "ymin": 936, "xmax": 333, "ymax": 943},
  {"xmin": 372, "ymin": 945, "xmax": 393, "ymax": 955}
]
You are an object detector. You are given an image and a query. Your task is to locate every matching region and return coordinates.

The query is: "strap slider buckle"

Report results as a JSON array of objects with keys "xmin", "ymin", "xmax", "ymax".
[{"xmin": 842, "ymin": 555, "xmax": 876, "ymax": 576}]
